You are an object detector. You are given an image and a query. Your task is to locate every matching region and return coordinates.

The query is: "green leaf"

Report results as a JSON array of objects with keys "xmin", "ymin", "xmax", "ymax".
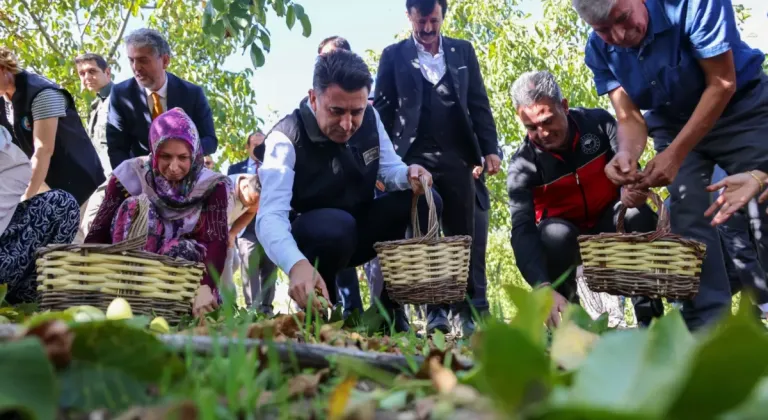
[
  {"xmin": 209, "ymin": 19, "xmax": 226, "ymax": 39},
  {"xmin": 298, "ymin": 12, "xmax": 312, "ymax": 37},
  {"xmin": 0, "ymin": 338, "xmax": 57, "ymax": 420},
  {"xmin": 432, "ymin": 329, "xmax": 446, "ymax": 352},
  {"xmin": 476, "ymin": 320, "xmax": 551, "ymax": 414},
  {"xmin": 272, "ymin": 0, "xmax": 286, "ymax": 16},
  {"xmin": 560, "ymin": 311, "xmax": 694, "ymax": 417},
  {"xmin": 58, "ymin": 360, "xmax": 151, "ymax": 412},
  {"xmin": 70, "ymin": 320, "xmax": 185, "ymax": 383},
  {"xmin": 242, "ymin": 26, "xmax": 259, "ymax": 48},
  {"xmin": 561, "ymin": 305, "xmax": 610, "ymax": 335},
  {"xmin": 504, "ymin": 284, "xmax": 551, "ymax": 348},
  {"xmin": 664, "ymin": 300, "xmax": 768, "ymax": 418},
  {"xmin": 285, "ymin": 5, "xmax": 296, "ymax": 29},
  {"xmin": 211, "ymin": 0, "xmax": 228, "ymax": 13},
  {"xmin": 249, "ymin": 42, "xmax": 265, "ymax": 68},
  {"xmin": 720, "ymin": 377, "xmax": 768, "ymax": 420}
]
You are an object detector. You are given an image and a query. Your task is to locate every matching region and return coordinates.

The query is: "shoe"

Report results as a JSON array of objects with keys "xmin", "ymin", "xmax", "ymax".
[
  {"xmin": 460, "ymin": 312, "xmax": 476, "ymax": 338},
  {"xmin": 426, "ymin": 308, "xmax": 451, "ymax": 335},
  {"xmin": 392, "ymin": 308, "xmax": 411, "ymax": 334}
]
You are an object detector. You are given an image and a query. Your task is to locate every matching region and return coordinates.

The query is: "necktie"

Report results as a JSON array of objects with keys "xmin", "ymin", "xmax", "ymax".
[{"xmin": 150, "ymin": 92, "xmax": 163, "ymax": 120}]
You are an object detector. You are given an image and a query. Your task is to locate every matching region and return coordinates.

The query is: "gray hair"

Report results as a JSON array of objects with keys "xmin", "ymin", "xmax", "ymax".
[
  {"xmin": 571, "ymin": 0, "xmax": 617, "ymax": 23},
  {"xmin": 510, "ymin": 71, "xmax": 564, "ymax": 109},
  {"xmin": 124, "ymin": 28, "xmax": 171, "ymax": 57}
]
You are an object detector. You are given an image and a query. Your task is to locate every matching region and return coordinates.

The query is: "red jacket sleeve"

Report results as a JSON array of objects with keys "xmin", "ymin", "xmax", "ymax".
[
  {"xmin": 195, "ymin": 182, "xmax": 229, "ymax": 293},
  {"xmin": 84, "ymin": 176, "xmax": 128, "ymax": 244}
]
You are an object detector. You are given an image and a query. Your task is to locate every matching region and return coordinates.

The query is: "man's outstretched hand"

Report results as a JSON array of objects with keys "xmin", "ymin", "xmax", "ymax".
[{"xmin": 288, "ymin": 259, "xmax": 331, "ymax": 310}]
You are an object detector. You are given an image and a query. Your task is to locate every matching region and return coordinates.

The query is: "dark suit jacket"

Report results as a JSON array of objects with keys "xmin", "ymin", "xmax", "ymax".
[
  {"xmin": 373, "ymin": 36, "xmax": 498, "ymax": 166},
  {"xmin": 106, "ymin": 72, "xmax": 217, "ymax": 169},
  {"xmin": 227, "ymin": 160, "xmax": 248, "ymax": 176}
]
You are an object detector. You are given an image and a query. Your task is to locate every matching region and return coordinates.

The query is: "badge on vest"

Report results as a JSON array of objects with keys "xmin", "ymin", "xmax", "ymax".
[
  {"xmin": 362, "ymin": 146, "xmax": 380, "ymax": 166},
  {"xmin": 581, "ymin": 133, "xmax": 600, "ymax": 155},
  {"xmin": 21, "ymin": 116, "xmax": 32, "ymax": 131}
]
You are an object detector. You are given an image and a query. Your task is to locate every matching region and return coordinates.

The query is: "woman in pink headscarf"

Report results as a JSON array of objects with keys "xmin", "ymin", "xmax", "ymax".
[{"xmin": 85, "ymin": 108, "xmax": 231, "ymax": 317}]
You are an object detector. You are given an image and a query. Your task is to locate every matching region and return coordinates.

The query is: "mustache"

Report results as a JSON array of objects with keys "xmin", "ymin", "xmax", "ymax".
[{"xmin": 419, "ymin": 31, "xmax": 436, "ymax": 37}]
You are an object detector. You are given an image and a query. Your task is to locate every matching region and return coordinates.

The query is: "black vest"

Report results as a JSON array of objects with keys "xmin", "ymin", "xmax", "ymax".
[
  {"xmin": 0, "ymin": 71, "xmax": 105, "ymax": 205},
  {"xmin": 410, "ymin": 73, "xmax": 472, "ymax": 163},
  {"xmin": 269, "ymin": 98, "xmax": 380, "ymax": 215}
]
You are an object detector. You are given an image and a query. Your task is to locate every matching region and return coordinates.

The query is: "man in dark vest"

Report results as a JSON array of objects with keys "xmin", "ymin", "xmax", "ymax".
[
  {"xmin": 374, "ymin": 0, "xmax": 501, "ymax": 334},
  {"xmin": 256, "ymin": 50, "xmax": 441, "ymax": 332},
  {"xmin": 507, "ymin": 71, "xmax": 663, "ymax": 328},
  {"xmin": 0, "ymin": 47, "xmax": 104, "ymax": 207}
]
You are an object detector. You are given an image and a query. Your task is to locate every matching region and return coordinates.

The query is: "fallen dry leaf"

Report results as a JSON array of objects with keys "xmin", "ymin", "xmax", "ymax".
[
  {"xmin": 328, "ymin": 375, "xmax": 357, "ymax": 420},
  {"xmin": 427, "ymin": 356, "xmax": 457, "ymax": 394},
  {"xmin": 114, "ymin": 400, "xmax": 198, "ymax": 420},
  {"xmin": 287, "ymin": 368, "xmax": 331, "ymax": 398},
  {"xmin": 550, "ymin": 322, "xmax": 599, "ymax": 370},
  {"xmin": 22, "ymin": 320, "xmax": 74, "ymax": 370},
  {"xmin": 246, "ymin": 313, "xmax": 306, "ymax": 340}
]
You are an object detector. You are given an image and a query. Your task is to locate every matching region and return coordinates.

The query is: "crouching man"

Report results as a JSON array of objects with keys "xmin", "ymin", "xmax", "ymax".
[
  {"xmin": 507, "ymin": 71, "xmax": 662, "ymax": 328},
  {"xmin": 256, "ymin": 50, "xmax": 442, "ymax": 332}
]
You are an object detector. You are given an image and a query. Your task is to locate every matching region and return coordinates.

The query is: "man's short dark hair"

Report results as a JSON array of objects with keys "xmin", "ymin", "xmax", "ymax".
[
  {"xmin": 318, "ymin": 36, "xmax": 351, "ymax": 54},
  {"xmin": 74, "ymin": 53, "xmax": 108, "ymax": 71},
  {"xmin": 406, "ymin": 0, "xmax": 448, "ymax": 16},
  {"xmin": 313, "ymin": 50, "xmax": 372, "ymax": 94}
]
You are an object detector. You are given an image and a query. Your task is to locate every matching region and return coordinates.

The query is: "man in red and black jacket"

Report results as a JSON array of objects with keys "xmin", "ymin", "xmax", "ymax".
[{"xmin": 507, "ymin": 71, "xmax": 662, "ymax": 328}]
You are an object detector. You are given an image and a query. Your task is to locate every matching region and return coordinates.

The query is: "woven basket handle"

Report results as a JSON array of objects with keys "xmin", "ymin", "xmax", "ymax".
[
  {"xmin": 616, "ymin": 190, "xmax": 670, "ymax": 235},
  {"xmin": 410, "ymin": 175, "xmax": 439, "ymax": 240}
]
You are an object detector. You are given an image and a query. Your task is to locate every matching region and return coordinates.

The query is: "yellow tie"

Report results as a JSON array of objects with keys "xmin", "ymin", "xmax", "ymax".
[{"xmin": 150, "ymin": 92, "xmax": 163, "ymax": 120}]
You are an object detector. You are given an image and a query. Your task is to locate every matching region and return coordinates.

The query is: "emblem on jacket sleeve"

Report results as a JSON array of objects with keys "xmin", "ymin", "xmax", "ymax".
[{"xmin": 581, "ymin": 133, "xmax": 600, "ymax": 155}]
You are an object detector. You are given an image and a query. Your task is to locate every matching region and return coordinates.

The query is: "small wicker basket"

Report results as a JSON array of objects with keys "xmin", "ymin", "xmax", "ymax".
[
  {"xmin": 36, "ymin": 235, "xmax": 203, "ymax": 323},
  {"xmin": 374, "ymin": 177, "xmax": 472, "ymax": 305},
  {"xmin": 578, "ymin": 192, "xmax": 706, "ymax": 300}
]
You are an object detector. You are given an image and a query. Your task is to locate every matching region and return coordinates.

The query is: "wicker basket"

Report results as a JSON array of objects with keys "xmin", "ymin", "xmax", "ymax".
[
  {"xmin": 577, "ymin": 192, "xmax": 706, "ymax": 300},
  {"xmin": 35, "ymin": 235, "xmax": 203, "ymax": 324},
  {"xmin": 373, "ymin": 177, "xmax": 472, "ymax": 305}
]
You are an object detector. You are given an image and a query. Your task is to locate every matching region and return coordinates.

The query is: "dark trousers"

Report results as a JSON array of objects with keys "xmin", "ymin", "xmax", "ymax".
[
  {"xmin": 645, "ymin": 73, "xmax": 768, "ymax": 329},
  {"xmin": 452, "ymin": 196, "xmax": 489, "ymax": 316},
  {"xmin": 538, "ymin": 201, "xmax": 663, "ymax": 325},
  {"xmin": 336, "ymin": 267, "xmax": 364, "ymax": 316},
  {"xmin": 290, "ymin": 189, "xmax": 443, "ymax": 310},
  {"xmin": 719, "ymin": 208, "xmax": 768, "ymax": 305},
  {"xmin": 406, "ymin": 151, "xmax": 475, "ymax": 316}
]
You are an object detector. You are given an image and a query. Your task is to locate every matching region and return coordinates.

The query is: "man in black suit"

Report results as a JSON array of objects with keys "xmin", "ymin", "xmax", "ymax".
[
  {"xmin": 374, "ymin": 0, "xmax": 500, "ymax": 334},
  {"xmin": 107, "ymin": 28, "xmax": 217, "ymax": 169},
  {"xmin": 228, "ymin": 130, "xmax": 277, "ymax": 315}
]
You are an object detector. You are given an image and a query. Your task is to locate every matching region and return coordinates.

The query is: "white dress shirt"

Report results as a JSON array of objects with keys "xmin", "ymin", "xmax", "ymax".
[
  {"xmin": 144, "ymin": 73, "xmax": 169, "ymax": 114},
  {"xmin": 256, "ymin": 103, "xmax": 412, "ymax": 275},
  {"xmin": 0, "ymin": 126, "xmax": 31, "ymax": 236},
  {"xmin": 413, "ymin": 34, "xmax": 446, "ymax": 84}
]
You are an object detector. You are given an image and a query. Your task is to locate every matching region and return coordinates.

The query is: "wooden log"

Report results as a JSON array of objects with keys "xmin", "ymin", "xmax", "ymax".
[{"xmin": 0, "ymin": 324, "xmax": 474, "ymax": 374}]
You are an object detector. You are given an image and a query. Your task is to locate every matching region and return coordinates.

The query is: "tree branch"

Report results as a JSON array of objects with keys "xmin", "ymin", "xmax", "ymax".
[
  {"xmin": 107, "ymin": 0, "xmax": 138, "ymax": 62},
  {"xmin": 73, "ymin": 1, "xmax": 83, "ymax": 47},
  {"xmin": 79, "ymin": 0, "xmax": 106, "ymax": 46},
  {"xmin": 18, "ymin": 0, "xmax": 64, "ymax": 57}
]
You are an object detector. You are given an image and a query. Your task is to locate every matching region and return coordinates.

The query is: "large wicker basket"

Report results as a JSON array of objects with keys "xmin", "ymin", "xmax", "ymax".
[
  {"xmin": 578, "ymin": 192, "xmax": 706, "ymax": 300},
  {"xmin": 35, "ymin": 236, "xmax": 203, "ymax": 323},
  {"xmin": 373, "ymin": 177, "xmax": 472, "ymax": 305}
]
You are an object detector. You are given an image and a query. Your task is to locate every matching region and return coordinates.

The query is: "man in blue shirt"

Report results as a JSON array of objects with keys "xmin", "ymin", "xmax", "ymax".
[{"xmin": 573, "ymin": 0, "xmax": 768, "ymax": 329}]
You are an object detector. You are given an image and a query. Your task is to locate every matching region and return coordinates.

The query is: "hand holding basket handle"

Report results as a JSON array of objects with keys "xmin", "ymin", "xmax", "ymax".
[
  {"xmin": 410, "ymin": 174, "xmax": 439, "ymax": 242},
  {"xmin": 406, "ymin": 164, "xmax": 433, "ymax": 195}
]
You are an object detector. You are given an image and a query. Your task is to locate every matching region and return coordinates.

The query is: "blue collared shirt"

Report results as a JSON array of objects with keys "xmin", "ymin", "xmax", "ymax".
[{"xmin": 585, "ymin": 0, "xmax": 765, "ymax": 117}]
